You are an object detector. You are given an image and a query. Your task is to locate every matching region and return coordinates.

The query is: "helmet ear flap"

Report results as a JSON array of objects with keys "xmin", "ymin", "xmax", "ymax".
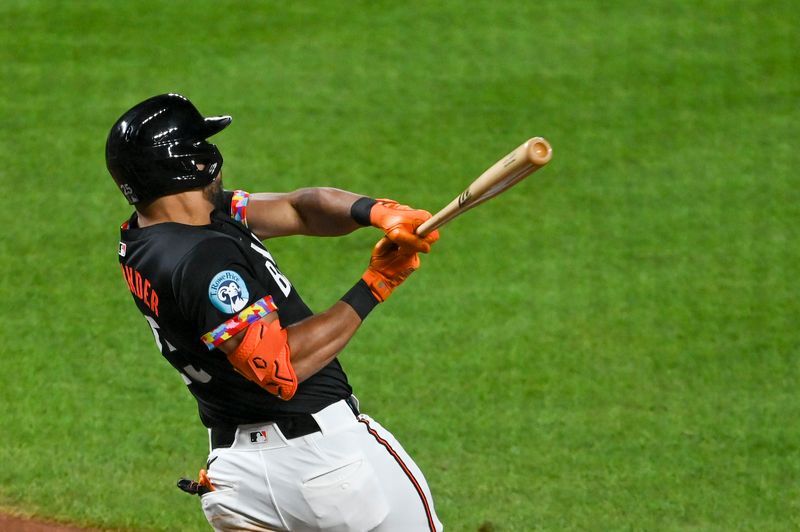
[
  {"xmin": 184, "ymin": 142, "xmax": 223, "ymax": 181},
  {"xmin": 205, "ymin": 145, "xmax": 223, "ymax": 179},
  {"xmin": 205, "ymin": 161, "xmax": 221, "ymax": 180}
]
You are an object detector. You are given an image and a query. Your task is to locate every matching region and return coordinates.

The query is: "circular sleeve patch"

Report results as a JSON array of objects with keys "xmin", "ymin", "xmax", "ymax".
[{"xmin": 208, "ymin": 270, "xmax": 250, "ymax": 314}]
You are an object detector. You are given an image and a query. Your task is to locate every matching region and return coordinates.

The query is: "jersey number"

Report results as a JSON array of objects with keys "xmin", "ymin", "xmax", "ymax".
[
  {"xmin": 145, "ymin": 316, "xmax": 211, "ymax": 385},
  {"xmin": 250, "ymin": 242, "xmax": 292, "ymax": 297}
]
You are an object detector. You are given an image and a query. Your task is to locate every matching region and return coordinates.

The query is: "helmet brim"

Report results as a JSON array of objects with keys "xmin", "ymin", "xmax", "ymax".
[{"xmin": 202, "ymin": 116, "xmax": 232, "ymax": 137}]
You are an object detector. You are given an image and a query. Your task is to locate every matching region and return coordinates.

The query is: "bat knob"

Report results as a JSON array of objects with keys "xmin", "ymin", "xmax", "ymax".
[{"xmin": 526, "ymin": 137, "xmax": 552, "ymax": 166}]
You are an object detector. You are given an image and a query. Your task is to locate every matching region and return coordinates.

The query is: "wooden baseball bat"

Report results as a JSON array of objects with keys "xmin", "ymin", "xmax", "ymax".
[{"xmin": 416, "ymin": 137, "xmax": 552, "ymax": 237}]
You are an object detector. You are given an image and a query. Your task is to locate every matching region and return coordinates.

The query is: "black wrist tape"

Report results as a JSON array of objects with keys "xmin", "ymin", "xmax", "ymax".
[
  {"xmin": 341, "ymin": 279, "xmax": 380, "ymax": 320},
  {"xmin": 351, "ymin": 197, "xmax": 377, "ymax": 226}
]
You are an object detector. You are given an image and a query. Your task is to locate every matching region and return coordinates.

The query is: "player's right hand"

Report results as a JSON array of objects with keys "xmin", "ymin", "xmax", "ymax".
[
  {"xmin": 362, "ymin": 237, "xmax": 420, "ymax": 302},
  {"xmin": 370, "ymin": 199, "xmax": 440, "ymax": 253}
]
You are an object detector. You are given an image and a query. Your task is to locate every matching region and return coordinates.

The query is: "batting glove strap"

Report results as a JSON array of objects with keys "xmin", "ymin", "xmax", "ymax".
[
  {"xmin": 341, "ymin": 279, "xmax": 380, "ymax": 320},
  {"xmin": 350, "ymin": 197, "xmax": 377, "ymax": 226}
]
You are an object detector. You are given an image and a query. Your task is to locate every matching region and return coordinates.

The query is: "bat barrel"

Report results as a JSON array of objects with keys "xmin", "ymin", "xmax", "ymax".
[
  {"xmin": 526, "ymin": 137, "xmax": 552, "ymax": 167},
  {"xmin": 416, "ymin": 136, "xmax": 552, "ymax": 237}
]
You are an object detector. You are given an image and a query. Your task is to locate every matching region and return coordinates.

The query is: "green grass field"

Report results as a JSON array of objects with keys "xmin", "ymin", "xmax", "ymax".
[{"xmin": 1, "ymin": 1, "xmax": 799, "ymax": 530}]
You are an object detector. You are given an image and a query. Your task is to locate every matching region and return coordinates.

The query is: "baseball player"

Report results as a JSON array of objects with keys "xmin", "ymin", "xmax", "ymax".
[{"xmin": 108, "ymin": 94, "xmax": 443, "ymax": 531}]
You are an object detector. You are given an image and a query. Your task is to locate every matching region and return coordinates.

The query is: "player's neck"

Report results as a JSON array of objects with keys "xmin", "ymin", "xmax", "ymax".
[{"xmin": 136, "ymin": 191, "xmax": 214, "ymax": 227}]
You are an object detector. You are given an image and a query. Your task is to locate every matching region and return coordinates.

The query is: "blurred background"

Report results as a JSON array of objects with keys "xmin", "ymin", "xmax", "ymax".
[{"xmin": 0, "ymin": 1, "xmax": 798, "ymax": 530}]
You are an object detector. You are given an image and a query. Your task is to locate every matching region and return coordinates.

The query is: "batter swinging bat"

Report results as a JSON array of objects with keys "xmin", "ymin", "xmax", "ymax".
[{"xmin": 415, "ymin": 137, "xmax": 552, "ymax": 237}]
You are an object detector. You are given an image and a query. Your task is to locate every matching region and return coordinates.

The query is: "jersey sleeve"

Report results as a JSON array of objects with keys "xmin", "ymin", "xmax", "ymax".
[
  {"xmin": 172, "ymin": 236, "xmax": 275, "ymax": 350},
  {"xmin": 222, "ymin": 189, "xmax": 251, "ymax": 226}
]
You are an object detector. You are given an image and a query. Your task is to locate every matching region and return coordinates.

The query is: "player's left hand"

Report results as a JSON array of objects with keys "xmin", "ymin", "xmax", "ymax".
[
  {"xmin": 370, "ymin": 199, "xmax": 440, "ymax": 253},
  {"xmin": 362, "ymin": 237, "xmax": 420, "ymax": 301}
]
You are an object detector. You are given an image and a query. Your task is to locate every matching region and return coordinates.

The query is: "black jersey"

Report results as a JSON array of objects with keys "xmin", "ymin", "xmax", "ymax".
[{"xmin": 118, "ymin": 190, "xmax": 352, "ymax": 428}]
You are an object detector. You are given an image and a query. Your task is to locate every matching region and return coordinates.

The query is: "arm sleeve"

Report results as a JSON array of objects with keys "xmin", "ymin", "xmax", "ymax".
[{"xmin": 172, "ymin": 237, "xmax": 272, "ymax": 347}]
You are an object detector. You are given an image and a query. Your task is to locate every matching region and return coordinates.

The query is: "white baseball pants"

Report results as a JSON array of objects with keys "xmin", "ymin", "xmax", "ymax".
[{"xmin": 200, "ymin": 399, "xmax": 443, "ymax": 531}]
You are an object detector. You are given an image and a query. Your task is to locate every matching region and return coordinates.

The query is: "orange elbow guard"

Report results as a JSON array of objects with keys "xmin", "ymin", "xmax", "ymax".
[{"xmin": 227, "ymin": 319, "xmax": 298, "ymax": 400}]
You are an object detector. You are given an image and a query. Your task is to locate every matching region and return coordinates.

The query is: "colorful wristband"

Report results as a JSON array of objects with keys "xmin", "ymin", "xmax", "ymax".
[
  {"xmin": 230, "ymin": 190, "xmax": 250, "ymax": 226},
  {"xmin": 350, "ymin": 197, "xmax": 377, "ymax": 226},
  {"xmin": 341, "ymin": 279, "xmax": 380, "ymax": 320}
]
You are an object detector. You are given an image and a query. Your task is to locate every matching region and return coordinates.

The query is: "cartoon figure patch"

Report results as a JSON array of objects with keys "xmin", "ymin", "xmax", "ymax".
[{"xmin": 209, "ymin": 270, "xmax": 250, "ymax": 313}]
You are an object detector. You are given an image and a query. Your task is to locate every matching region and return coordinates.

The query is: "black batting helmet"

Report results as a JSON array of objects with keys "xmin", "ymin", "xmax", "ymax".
[{"xmin": 106, "ymin": 93, "xmax": 231, "ymax": 204}]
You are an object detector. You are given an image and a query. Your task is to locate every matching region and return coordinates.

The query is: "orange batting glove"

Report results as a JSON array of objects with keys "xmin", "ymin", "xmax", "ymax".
[
  {"xmin": 362, "ymin": 237, "xmax": 420, "ymax": 302},
  {"xmin": 370, "ymin": 199, "xmax": 440, "ymax": 253}
]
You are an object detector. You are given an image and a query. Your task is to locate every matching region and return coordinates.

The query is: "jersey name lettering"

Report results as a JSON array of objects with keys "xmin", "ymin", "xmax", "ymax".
[
  {"xmin": 121, "ymin": 264, "xmax": 160, "ymax": 316},
  {"xmin": 250, "ymin": 242, "xmax": 292, "ymax": 297}
]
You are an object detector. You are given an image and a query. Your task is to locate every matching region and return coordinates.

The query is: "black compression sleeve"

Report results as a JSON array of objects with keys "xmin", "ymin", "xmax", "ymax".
[
  {"xmin": 350, "ymin": 197, "xmax": 377, "ymax": 226},
  {"xmin": 341, "ymin": 279, "xmax": 380, "ymax": 320}
]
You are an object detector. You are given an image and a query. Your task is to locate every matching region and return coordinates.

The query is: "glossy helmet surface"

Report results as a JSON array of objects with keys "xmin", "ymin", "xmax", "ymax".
[{"xmin": 106, "ymin": 93, "xmax": 231, "ymax": 204}]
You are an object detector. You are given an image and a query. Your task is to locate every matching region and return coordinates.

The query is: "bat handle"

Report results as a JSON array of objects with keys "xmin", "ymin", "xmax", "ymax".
[
  {"xmin": 416, "ymin": 208, "xmax": 453, "ymax": 237},
  {"xmin": 416, "ymin": 218, "xmax": 436, "ymax": 238}
]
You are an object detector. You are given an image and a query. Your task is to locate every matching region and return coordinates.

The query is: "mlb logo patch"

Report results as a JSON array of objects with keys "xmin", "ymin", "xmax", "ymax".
[
  {"xmin": 118, "ymin": 242, "xmax": 127, "ymax": 257},
  {"xmin": 250, "ymin": 430, "xmax": 268, "ymax": 444}
]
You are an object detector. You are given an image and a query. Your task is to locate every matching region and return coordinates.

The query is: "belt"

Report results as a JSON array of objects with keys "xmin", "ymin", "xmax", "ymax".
[
  {"xmin": 211, "ymin": 415, "xmax": 319, "ymax": 449},
  {"xmin": 210, "ymin": 396, "xmax": 360, "ymax": 450}
]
